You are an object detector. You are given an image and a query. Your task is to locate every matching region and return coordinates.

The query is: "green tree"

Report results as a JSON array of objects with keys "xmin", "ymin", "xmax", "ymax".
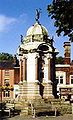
[
  {"xmin": 47, "ymin": 0, "xmax": 73, "ymax": 41},
  {"xmin": 0, "ymin": 52, "xmax": 13, "ymax": 61},
  {"xmin": 56, "ymin": 56, "xmax": 64, "ymax": 64}
]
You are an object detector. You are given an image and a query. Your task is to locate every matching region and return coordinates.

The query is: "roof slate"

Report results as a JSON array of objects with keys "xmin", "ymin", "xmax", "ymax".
[{"xmin": 0, "ymin": 61, "xmax": 19, "ymax": 68}]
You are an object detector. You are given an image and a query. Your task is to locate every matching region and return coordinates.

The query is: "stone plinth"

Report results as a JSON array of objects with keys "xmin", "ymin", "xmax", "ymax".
[
  {"xmin": 43, "ymin": 80, "xmax": 54, "ymax": 99},
  {"xmin": 27, "ymin": 82, "xmax": 41, "ymax": 100},
  {"xmin": 19, "ymin": 81, "xmax": 41, "ymax": 101}
]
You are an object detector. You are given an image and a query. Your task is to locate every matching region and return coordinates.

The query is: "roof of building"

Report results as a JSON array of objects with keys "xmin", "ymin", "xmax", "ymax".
[{"xmin": 0, "ymin": 60, "xmax": 19, "ymax": 68}]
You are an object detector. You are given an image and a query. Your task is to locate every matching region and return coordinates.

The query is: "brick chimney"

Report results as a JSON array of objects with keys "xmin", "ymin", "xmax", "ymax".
[{"xmin": 63, "ymin": 42, "xmax": 71, "ymax": 64}]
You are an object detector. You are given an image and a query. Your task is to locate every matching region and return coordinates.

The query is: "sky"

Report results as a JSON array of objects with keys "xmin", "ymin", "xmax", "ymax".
[{"xmin": 0, "ymin": 0, "xmax": 73, "ymax": 59}]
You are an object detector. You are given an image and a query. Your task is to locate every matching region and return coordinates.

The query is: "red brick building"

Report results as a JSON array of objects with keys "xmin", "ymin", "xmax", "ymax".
[
  {"xmin": 0, "ymin": 58, "xmax": 19, "ymax": 102},
  {"xmin": 56, "ymin": 42, "xmax": 73, "ymax": 100}
]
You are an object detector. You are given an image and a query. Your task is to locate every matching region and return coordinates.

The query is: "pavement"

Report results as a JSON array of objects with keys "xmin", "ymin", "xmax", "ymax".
[{"xmin": 1, "ymin": 114, "xmax": 73, "ymax": 120}]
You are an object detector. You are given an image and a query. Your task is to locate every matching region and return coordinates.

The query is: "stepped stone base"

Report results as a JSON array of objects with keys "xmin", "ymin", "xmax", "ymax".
[
  {"xmin": 19, "ymin": 80, "xmax": 54, "ymax": 101},
  {"xmin": 43, "ymin": 82, "xmax": 54, "ymax": 99},
  {"xmin": 19, "ymin": 82, "xmax": 41, "ymax": 101},
  {"xmin": 20, "ymin": 107, "xmax": 28, "ymax": 116}
]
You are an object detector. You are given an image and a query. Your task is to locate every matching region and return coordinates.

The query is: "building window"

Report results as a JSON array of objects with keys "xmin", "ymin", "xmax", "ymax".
[
  {"xmin": 56, "ymin": 76, "xmax": 63, "ymax": 84},
  {"xmin": 3, "ymin": 91, "xmax": 10, "ymax": 97},
  {"xmin": 60, "ymin": 76, "xmax": 63, "ymax": 84},
  {"xmin": 5, "ymin": 70, "xmax": 9, "ymax": 76},
  {"xmin": 3, "ymin": 91, "xmax": 5, "ymax": 97},
  {"xmin": 56, "ymin": 76, "xmax": 59, "ymax": 83},
  {"xmin": 4, "ymin": 79, "xmax": 10, "ymax": 86},
  {"xmin": 70, "ymin": 75, "xmax": 73, "ymax": 84}
]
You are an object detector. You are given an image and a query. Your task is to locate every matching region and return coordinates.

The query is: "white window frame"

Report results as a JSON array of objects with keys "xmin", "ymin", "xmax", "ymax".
[
  {"xmin": 56, "ymin": 71, "xmax": 66, "ymax": 85},
  {"xmin": 70, "ymin": 75, "xmax": 73, "ymax": 84},
  {"xmin": 56, "ymin": 76, "xmax": 63, "ymax": 84},
  {"xmin": 5, "ymin": 70, "xmax": 9, "ymax": 76}
]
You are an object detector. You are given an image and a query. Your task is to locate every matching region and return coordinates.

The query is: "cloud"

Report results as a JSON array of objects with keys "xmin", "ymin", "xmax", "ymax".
[{"xmin": 0, "ymin": 14, "xmax": 17, "ymax": 32}]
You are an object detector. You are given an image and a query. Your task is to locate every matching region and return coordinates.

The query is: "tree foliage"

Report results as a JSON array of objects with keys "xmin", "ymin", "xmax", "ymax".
[
  {"xmin": 47, "ymin": 0, "xmax": 73, "ymax": 41},
  {"xmin": 56, "ymin": 56, "xmax": 64, "ymax": 64},
  {"xmin": 0, "ymin": 52, "xmax": 13, "ymax": 61}
]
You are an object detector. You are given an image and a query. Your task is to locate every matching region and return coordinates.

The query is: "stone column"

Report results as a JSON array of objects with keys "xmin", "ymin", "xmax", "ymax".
[
  {"xmin": 23, "ymin": 57, "xmax": 26, "ymax": 81},
  {"xmin": 35, "ymin": 56, "xmax": 38, "ymax": 81},
  {"xmin": 43, "ymin": 55, "xmax": 54, "ymax": 99},
  {"xmin": 20, "ymin": 59, "xmax": 23, "ymax": 81},
  {"xmin": 48, "ymin": 58, "xmax": 51, "ymax": 80},
  {"xmin": 21, "ymin": 56, "xmax": 27, "ymax": 100},
  {"xmin": 27, "ymin": 54, "xmax": 41, "ymax": 100},
  {"xmin": 35, "ymin": 55, "xmax": 41, "ymax": 99},
  {"xmin": 43, "ymin": 57, "xmax": 48, "ymax": 82}
]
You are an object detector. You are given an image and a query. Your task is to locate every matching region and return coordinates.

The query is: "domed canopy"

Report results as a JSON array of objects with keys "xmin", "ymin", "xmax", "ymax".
[
  {"xmin": 26, "ymin": 22, "xmax": 48, "ymax": 36},
  {"xmin": 24, "ymin": 22, "xmax": 49, "ymax": 43},
  {"xmin": 17, "ymin": 9, "xmax": 59, "ymax": 58}
]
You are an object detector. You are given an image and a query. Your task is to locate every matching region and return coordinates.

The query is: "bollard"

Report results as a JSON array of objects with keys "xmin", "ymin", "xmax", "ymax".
[
  {"xmin": 55, "ymin": 107, "xmax": 57, "ymax": 117},
  {"xmin": 72, "ymin": 103, "xmax": 73, "ymax": 114},
  {"xmin": 32, "ymin": 109, "xmax": 35, "ymax": 118}
]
